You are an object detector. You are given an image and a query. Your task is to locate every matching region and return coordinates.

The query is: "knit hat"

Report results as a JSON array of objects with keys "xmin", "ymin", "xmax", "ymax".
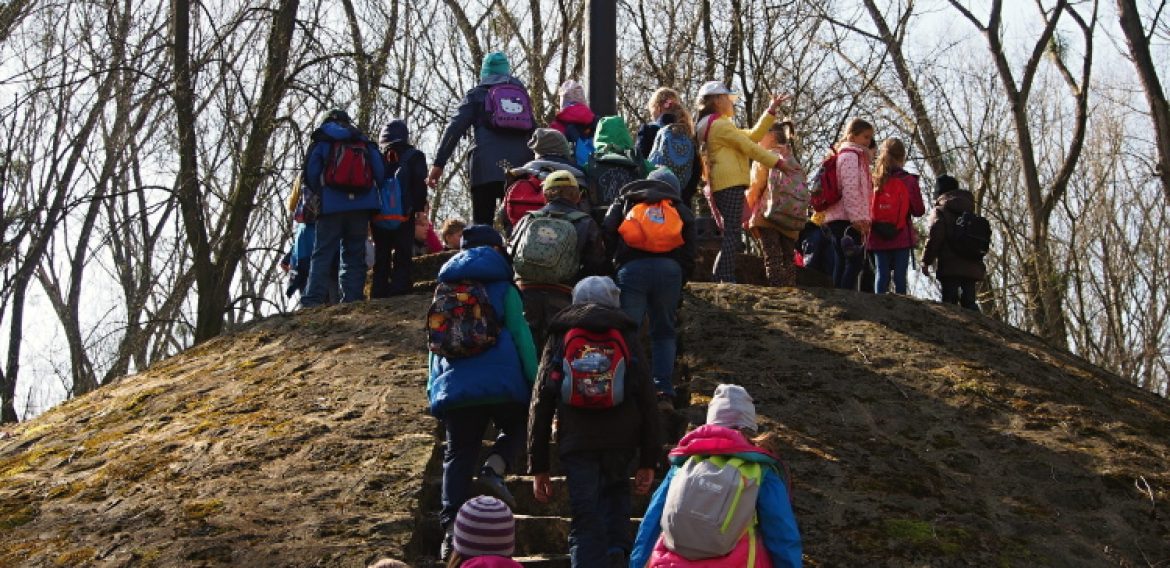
[
  {"xmin": 453, "ymin": 496, "xmax": 515, "ymax": 558},
  {"xmin": 460, "ymin": 225, "xmax": 505, "ymax": 250},
  {"xmin": 559, "ymin": 79, "xmax": 587, "ymax": 109},
  {"xmin": 706, "ymin": 384, "xmax": 757, "ymax": 434},
  {"xmin": 378, "ymin": 118, "xmax": 409, "ymax": 152},
  {"xmin": 542, "ymin": 170, "xmax": 581, "ymax": 203},
  {"xmin": 572, "ymin": 276, "xmax": 621, "ymax": 308},
  {"xmin": 480, "ymin": 51, "xmax": 511, "ymax": 79},
  {"xmin": 647, "ymin": 167, "xmax": 681, "ymax": 196},
  {"xmin": 528, "ymin": 128, "xmax": 572, "ymax": 159},
  {"xmin": 935, "ymin": 175, "xmax": 959, "ymax": 199}
]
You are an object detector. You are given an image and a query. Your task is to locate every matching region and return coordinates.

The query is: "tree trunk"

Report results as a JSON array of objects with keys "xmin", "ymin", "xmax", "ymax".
[{"xmin": 1116, "ymin": 0, "xmax": 1170, "ymax": 201}]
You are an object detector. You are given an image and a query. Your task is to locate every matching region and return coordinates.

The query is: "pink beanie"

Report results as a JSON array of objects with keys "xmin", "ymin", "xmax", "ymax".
[{"xmin": 559, "ymin": 80, "xmax": 587, "ymax": 109}]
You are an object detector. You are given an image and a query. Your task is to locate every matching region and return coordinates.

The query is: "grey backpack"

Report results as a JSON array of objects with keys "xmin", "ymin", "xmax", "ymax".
[
  {"xmin": 660, "ymin": 455, "xmax": 764, "ymax": 560},
  {"xmin": 510, "ymin": 210, "xmax": 588, "ymax": 284}
]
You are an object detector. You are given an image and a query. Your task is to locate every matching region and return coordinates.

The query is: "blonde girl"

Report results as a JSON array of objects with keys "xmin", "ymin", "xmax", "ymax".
[
  {"xmin": 746, "ymin": 121, "xmax": 806, "ymax": 287},
  {"xmin": 694, "ymin": 81, "xmax": 788, "ymax": 283},
  {"xmin": 822, "ymin": 118, "xmax": 874, "ymax": 290},
  {"xmin": 867, "ymin": 138, "xmax": 925, "ymax": 294},
  {"xmin": 637, "ymin": 88, "xmax": 699, "ymax": 204}
]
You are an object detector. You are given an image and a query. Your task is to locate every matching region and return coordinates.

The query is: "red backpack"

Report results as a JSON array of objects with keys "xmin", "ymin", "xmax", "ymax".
[
  {"xmin": 870, "ymin": 171, "xmax": 912, "ymax": 240},
  {"xmin": 558, "ymin": 327, "xmax": 629, "ymax": 409},
  {"xmin": 323, "ymin": 141, "xmax": 375, "ymax": 192},
  {"xmin": 503, "ymin": 175, "xmax": 547, "ymax": 226},
  {"xmin": 808, "ymin": 147, "xmax": 861, "ymax": 212}
]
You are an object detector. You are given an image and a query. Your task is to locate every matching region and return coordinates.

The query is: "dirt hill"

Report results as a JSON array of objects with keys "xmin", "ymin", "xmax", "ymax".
[{"xmin": 1, "ymin": 283, "xmax": 1168, "ymax": 567}]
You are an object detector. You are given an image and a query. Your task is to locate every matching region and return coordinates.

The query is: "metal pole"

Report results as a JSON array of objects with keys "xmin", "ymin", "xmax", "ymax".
[{"xmin": 585, "ymin": 0, "xmax": 617, "ymax": 116}]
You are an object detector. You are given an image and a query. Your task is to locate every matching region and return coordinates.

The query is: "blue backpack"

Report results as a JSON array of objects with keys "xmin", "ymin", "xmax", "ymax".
[
  {"xmin": 373, "ymin": 148, "xmax": 418, "ymax": 230},
  {"xmin": 574, "ymin": 137, "xmax": 596, "ymax": 170},
  {"xmin": 647, "ymin": 124, "xmax": 695, "ymax": 186}
]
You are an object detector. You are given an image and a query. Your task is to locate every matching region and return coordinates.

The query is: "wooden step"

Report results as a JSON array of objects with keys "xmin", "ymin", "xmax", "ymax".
[{"xmin": 513, "ymin": 514, "xmax": 642, "ymax": 557}]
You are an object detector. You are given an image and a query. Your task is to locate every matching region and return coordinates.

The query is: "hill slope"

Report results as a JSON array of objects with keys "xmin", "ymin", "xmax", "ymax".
[{"xmin": 1, "ymin": 284, "xmax": 1168, "ymax": 567}]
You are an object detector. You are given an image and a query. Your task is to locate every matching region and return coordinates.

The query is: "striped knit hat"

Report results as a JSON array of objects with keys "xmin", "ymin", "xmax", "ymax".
[{"xmin": 453, "ymin": 496, "xmax": 515, "ymax": 557}]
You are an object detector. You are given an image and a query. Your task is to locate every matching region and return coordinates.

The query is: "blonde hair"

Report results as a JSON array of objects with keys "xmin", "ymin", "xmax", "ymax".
[
  {"xmin": 439, "ymin": 218, "xmax": 467, "ymax": 239},
  {"xmin": 872, "ymin": 138, "xmax": 907, "ymax": 193},
  {"xmin": 647, "ymin": 87, "xmax": 694, "ymax": 137}
]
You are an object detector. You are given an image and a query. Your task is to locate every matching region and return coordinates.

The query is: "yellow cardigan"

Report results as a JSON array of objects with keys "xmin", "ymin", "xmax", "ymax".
[{"xmin": 699, "ymin": 111, "xmax": 781, "ymax": 192}]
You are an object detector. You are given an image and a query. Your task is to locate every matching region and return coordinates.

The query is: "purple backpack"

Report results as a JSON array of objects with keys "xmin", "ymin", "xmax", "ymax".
[{"xmin": 484, "ymin": 83, "xmax": 534, "ymax": 130}]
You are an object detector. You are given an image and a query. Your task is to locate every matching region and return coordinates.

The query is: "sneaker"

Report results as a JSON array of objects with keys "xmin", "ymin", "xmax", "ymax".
[
  {"xmin": 439, "ymin": 529, "xmax": 454, "ymax": 561},
  {"xmin": 478, "ymin": 466, "xmax": 517, "ymax": 511}
]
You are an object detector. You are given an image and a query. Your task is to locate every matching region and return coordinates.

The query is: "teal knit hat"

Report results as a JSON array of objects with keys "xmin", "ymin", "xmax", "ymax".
[{"xmin": 480, "ymin": 51, "xmax": 511, "ymax": 79}]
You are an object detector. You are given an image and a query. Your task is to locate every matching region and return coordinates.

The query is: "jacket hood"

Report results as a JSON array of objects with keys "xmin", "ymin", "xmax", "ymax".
[
  {"xmin": 621, "ymin": 179, "xmax": 681, "ymax": 203},
  {"xmin": 548, "ymin": 304, "xmax": 637, "ymax": 334},
  {"xmin": 311, "ymin": 121, "xmax": 363, "ymax": 142},
  {"xmin": 519, "ymin": 159, "xmax": 585, "ymax": 180},
  {"xmin": 437, "ymin": 247, "xmax": 514, "ymax": 283},
  {"xmin": 462, "ymin": 556, "xmax": 523, "ymax": 568},
  {"xmin": 594, "ymin": 115, "xmax": 635, "ymax": 154},
  {"xmin": 668, "ymin": 424, "xmax": 777, "ymax": 465},
  {"xmin": 937, "ymin": 189, "xmax": 976, "ymax": 214},
  {"xmin": 556, "ymin": 103, "xmax": 596, "ymax": 126},
  {"xmin": 695, "ymin": 114, "xmax": 718, "ymax": 144},
  {"xmin": 378, "ymin": 119, "xmax": 409, "ymax": 151},
  {"xmin": 480, "ymin": 74, "xmax": 521, "ymax": 87}
]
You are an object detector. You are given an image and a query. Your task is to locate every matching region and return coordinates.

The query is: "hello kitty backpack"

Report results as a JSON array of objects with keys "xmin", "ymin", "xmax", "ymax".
[{"xmin": 485, "ymin": 83, "xmax": 534, "ymax": 131}]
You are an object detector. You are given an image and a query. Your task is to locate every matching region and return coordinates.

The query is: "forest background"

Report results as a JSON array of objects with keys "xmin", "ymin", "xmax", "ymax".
[{"xmin": 0, "ymin": 0, "xmax": 1167, "ymax": 422}]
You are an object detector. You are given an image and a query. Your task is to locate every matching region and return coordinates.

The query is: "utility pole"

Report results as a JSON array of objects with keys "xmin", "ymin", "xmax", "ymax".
[{"xmin": 585, "ymin": 0, "xmax": 616, "ymax": 116}]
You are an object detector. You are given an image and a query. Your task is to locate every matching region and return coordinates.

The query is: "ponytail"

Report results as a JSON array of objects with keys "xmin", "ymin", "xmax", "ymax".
[{"xmin": 872, "ymin": 138, "xmax": 907, "ymax": 193}]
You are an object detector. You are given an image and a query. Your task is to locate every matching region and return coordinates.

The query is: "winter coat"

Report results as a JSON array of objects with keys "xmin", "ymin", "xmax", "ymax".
[
  {"xmin": 631, "ymin": 425, "xmax": 802, "ymax": 568},
  {"xmin": 867, "ymin": 169, "xmax": 926, "ymax": 251},
  {"xmin": 549, "ymin": 103, "xmax": 598, "ymax": 149},
  {"xmin": 922, "ymin": 190, "xmax": 987, "ymax": 280},
  {"xmin": 601, "ymin": 180, "xmax": 698, "ymax": 279},
  {"xmin": 427, "ymin": 247, "xmax": 538, "ymax": 418},
  {"xmin": 433, "ymin": 75, "xmax": 536, "ymax": 186},
  {"xmin": 385, "ymin": 145, "xmax": 429, "ymax": 216},
  {"xmin": 695, "ymin": 111, "xmax": 781, "ymax": 193},
  {"xmin": 462, "ymin": 557, "xmax": 523, "ymax": 568},
  {"xmin": 822, "ymin": 142, "xmax": 871, "ymax": 224},
  {"xmin": 527, "ymin": 304, "xmax": 661, "ymax": 474},
  {"xmin": 747, "ymin": 145, "xmax": 806, "ymax": 239},
  {"xmin": 514, "ymin": 157, "xmax": 588, "ymax": 188},
  {"xmin": 511, "ymin": 197, "xmax": 610, "ymax": 291},
  {"xmin": 303, "ymin": 122, "xmax": 386, "ymax": 215}
]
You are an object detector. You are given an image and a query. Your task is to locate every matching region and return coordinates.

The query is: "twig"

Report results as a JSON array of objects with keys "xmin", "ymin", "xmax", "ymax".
[{"xmin": 1135, "ymin": 475, "xmax": 1158, "ymax": 519}]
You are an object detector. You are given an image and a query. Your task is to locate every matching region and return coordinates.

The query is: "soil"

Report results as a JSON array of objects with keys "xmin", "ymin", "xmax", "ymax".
[{"xmin": 1, "ymin": 278, "xmax": 1168, "ymax": 567}]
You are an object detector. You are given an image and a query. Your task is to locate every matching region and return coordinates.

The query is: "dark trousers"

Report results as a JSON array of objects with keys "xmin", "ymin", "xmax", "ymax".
[
  {"xmin": 752, "ymin": 227, "xmax": 797, "ymax": 287},
  {"xmin": 940, "ymin": 277, "xmax": 980, "ymax": 311},
  {"xmin": 562, "ymin": 449, "xmax": 636, "ymax": 568},
  {"xmin": 439, "ymin": 403, "xmax": 527, "ymax": 529},
  {"xmin": 472, "ymin": 182, "xmax": 506, "ymax": 225},
  {"xmin": 828, "ymin": 220, "xmax": 865, "ymax": 291},
  {"xmin": 521, "ymin": 287, "xmax": 572, "ymax": 353},
  {"xmin": 370, "ymin": 220, "xmax": 414, "ymax": 298}
]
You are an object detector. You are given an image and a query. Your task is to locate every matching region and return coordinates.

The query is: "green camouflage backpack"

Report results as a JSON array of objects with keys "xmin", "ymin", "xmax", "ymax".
[{"xmin": 510, "ymin": 210, "xmax": 588, "ymax": 284}]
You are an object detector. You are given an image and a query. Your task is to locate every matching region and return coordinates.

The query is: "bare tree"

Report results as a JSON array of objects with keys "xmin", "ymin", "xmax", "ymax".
[{"xmin": 1116, "ymin": 0, "xmax": 1170, "ymax": 201}]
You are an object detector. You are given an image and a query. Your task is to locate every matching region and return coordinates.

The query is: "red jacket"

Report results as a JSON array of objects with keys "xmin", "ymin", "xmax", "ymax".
[{"xmin": 867, "ymin": 169, "xmax": 926, "ymax": 251}]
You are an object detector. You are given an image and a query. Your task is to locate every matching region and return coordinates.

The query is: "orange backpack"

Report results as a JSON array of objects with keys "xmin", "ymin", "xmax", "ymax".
[{"xmin": 618, "ymin": 199, "xmax": 685, "ymax": 253}]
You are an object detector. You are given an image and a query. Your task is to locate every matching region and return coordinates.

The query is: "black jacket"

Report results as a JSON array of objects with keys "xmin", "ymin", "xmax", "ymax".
[
  {"xmin": 922, "ymin": 190, "xmax": 988, "ymax": 280},
  {"xmin": 601, "ymin": 180, "xmax": 698, "ymax": 278},
  {"xmin": 527, "ymin": 304, "xmax": 661, "ymax": 473},
  {"xmin": 385, "ymin": 144, "xmax": 428, "ymax": 215},
  {"xmin": 511, "ymin": 198, "xmax": 611, "ymax": 289}
]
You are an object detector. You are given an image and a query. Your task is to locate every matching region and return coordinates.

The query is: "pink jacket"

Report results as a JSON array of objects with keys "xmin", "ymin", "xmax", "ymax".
[
  {"xmin": 822, "ymin": 142, "xmax": 871, "ymax": 224},
  {"xmin": 462, "ymin": 556, "xmax": 523, "ymax": 568}
]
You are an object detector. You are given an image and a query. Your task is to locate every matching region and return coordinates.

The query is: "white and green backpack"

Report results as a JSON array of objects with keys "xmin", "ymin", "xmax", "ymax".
[
  {"xmin": 661, "ymin": 455, "xmax": 764, "ymax": 560},
  {"xmin": 510, "ymin": 210, "xmax": 588, "ymax": 284}
]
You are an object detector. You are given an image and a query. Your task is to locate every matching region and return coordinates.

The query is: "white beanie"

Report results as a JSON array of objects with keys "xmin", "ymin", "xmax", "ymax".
[
  {"xmin": 572, "ymin": 276, "xmax": 621, "ymax": 308},
  {"xmin": 706, "ymin": 384, "xmax": 757, "ymax": 434}
]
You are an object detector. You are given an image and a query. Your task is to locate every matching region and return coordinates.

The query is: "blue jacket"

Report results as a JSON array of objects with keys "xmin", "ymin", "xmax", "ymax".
[
  {"xmin": 304, "ymin": 122, "xmax": 386, "ymax": 215},
  {"xmin": 427, "ymin": 247, "xmax": 537, "ymax": 418},
  {"xmin": 630, "ymin": 434, "xmax": 802, "ymax": 568},
  {"xmin": 433, "ymin": 75, "xmax": 535, "ymax": 186}
]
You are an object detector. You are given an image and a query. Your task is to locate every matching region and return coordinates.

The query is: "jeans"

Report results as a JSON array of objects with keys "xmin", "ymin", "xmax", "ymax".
[
  {"xmin": 472, "ymin": 182, "xmax": 506, "ymax": 225},
  {"xmin": 617, "ymin": 258, "xmax": 682, "ymax": 396},
  {"xmin": 562, "ymin": 449, "xmax": 636, "ymax": 568},
  {"xmin": 873, "ymin": 248, "xmax": 911, "ymax": 294},
  {"xmin": 940, "ymin": 277, "xmax": 980, "ymax": 311},
  {"xmin": 439, "ymin": 403, "xmax": 528, "ymax": 529},
  {"xmin": 828, "ymin": 220, "xmax": 864, "ymax": 291},
  {"xmin": 370, "ymin": 220, "xmax": 414, "ymax": 298},
  {"xmin": 521, "ymin": 287, "xmax": 572, "ymax": 354},
  {"xmin": 712, "ymin": 187, "xmax": 746, "ymax": 283},
  {"xmin": 302, "ymin": 210, "xmax": 370, "ymax": 307}
]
